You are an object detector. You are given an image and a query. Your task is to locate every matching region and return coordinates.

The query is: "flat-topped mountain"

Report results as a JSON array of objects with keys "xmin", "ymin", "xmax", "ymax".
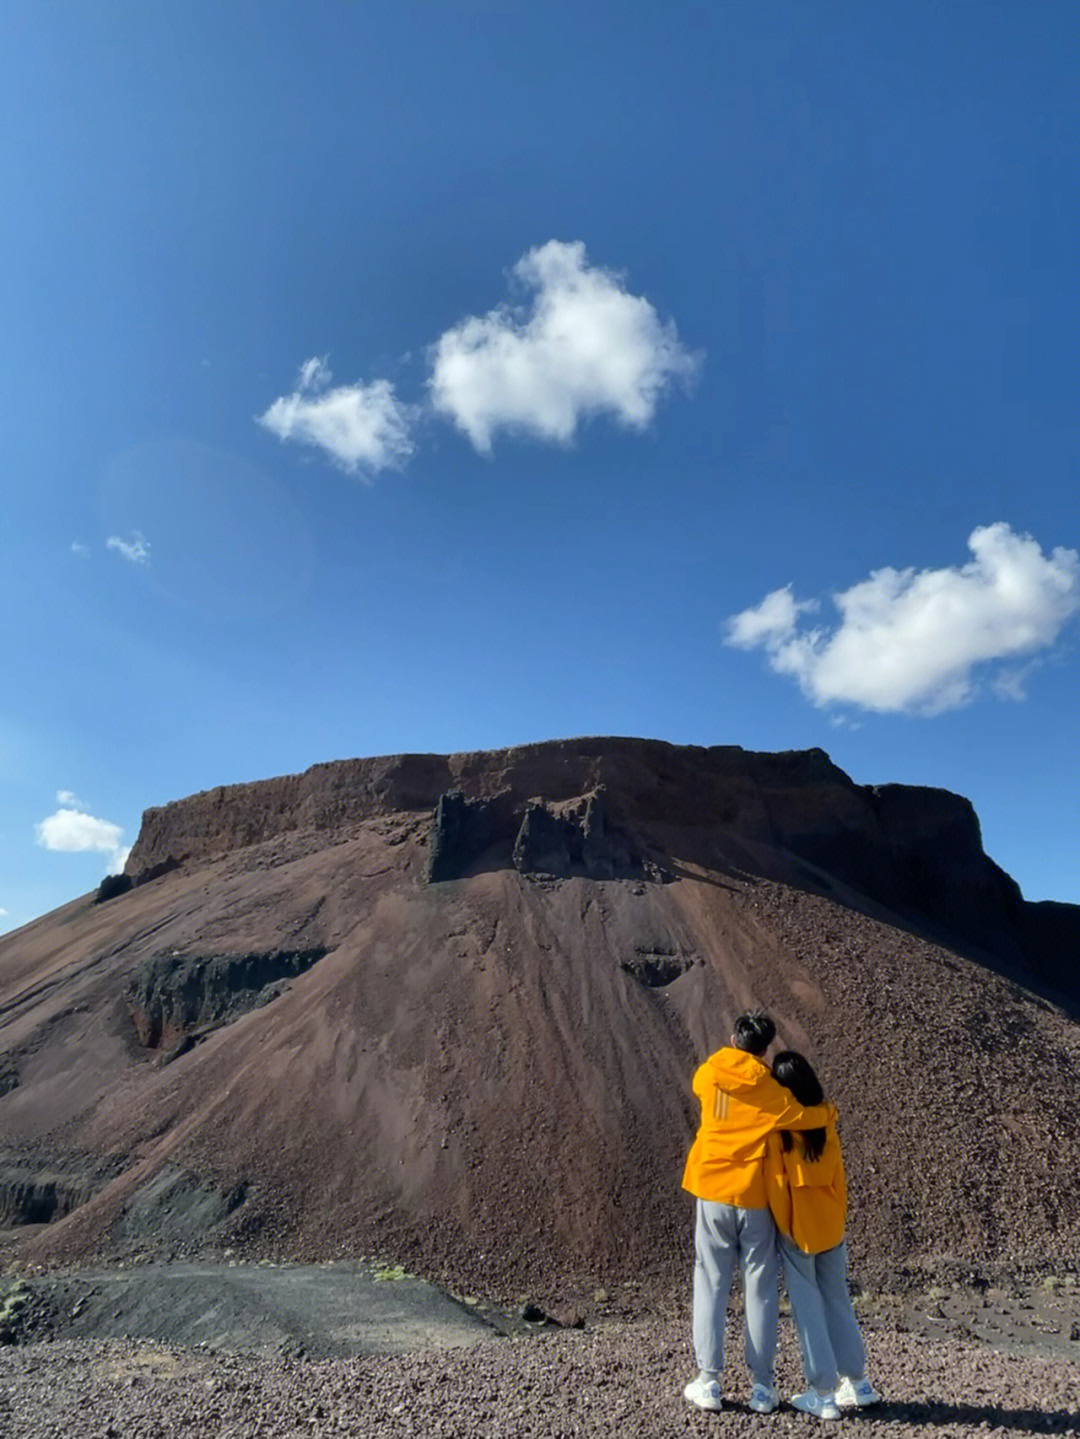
[{"xmin": 2, "ymin": 738, "xmax": 1078, "ymax": 1300}]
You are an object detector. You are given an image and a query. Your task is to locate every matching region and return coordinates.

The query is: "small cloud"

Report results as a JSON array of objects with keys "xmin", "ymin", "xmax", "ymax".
[
  {"xmin": 257, "ymin": 357, "xmax": 414, "ymax": 476},
  {"xmin": 725, "ymin": 524, "xmax": 1080, "ymax": 715},
  {"xmin": 0, "ymin": 907, "xmax": 8, "ymax": 917},
  {"xmin": 429, "ymin": 239, "xmax": 701, "ymax": 454},
  {"xmin": 106, "ymin": 531, "xmax": 150, "ymax": 565},
  {"xmin": 725, "ymin": 585, "xmax": 818, "ymax": 650},
  {"xmin": 297, "ymin": 355, "xmax": 332, "ymax": 392},
  {"xmin": 36, "ymin": 808, "xmax": 123, "ymax": 855},
  {"xmin": 71, "ymin": 541, "xmax": 89, "ymax": 556},
  {"xmin": 35, "ymin": 797, "xmax": 130, "ymax": 875},
  {"xmin": 991, "ymin": 663, "xmax": 1040, "ymax": 702}
]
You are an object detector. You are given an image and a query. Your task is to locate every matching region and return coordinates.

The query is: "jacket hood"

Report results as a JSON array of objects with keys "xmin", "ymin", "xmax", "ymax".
[{"xmin": 704, "ymin": 1046, "xmax": 771, "ymax": 1092}]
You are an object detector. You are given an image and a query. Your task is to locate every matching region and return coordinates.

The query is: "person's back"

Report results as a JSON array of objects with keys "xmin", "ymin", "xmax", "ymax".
[
  {"xmin": 766, "ymin": 1120, "xmax": 846, "ymax": 1254},
  {"xmin": 683, "ymin": 1040, "xmax": 836, "ymax": 1208},
  {"xmin": 681, "ymin": 1013, "xmax": 835, "ymax": 1416},
  {"xmin": 765, "ymin": 1050, "xmax": 881, "ymax": 1417}
]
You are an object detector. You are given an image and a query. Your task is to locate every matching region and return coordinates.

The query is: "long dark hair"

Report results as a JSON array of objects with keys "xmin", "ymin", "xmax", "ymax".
[{"xmin": 773, "ymin": 1050, "xmax": 827, "ymax": 1163}]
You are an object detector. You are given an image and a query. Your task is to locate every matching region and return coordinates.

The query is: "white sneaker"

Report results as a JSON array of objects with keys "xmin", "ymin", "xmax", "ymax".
[
  {"xmin": 790, "ymin": 1389, "xmax": 841, "ymax": 1419},
  {"xmin": 836, "ymin": 1376, "xmax": 882, "ymax": 1408},
  {"xmin": 684, "ymin": 1376, "xmax": 723, "ymax": 1411},
  {"xmin": 749, "ymin": 1382, "xmax": 779, "ymax": 1414}
]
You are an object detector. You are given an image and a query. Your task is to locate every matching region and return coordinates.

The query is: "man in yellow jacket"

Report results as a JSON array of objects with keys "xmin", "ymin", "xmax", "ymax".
[{"xmin": 681, "ymin": 1012, "xmax": 836, "ymax": 1415}]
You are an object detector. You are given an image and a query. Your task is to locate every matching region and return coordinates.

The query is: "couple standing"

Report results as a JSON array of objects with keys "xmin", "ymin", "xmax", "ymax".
[{"xmin": 681, "ymin": 1012, "xmax": 881, "ymax": 1419}]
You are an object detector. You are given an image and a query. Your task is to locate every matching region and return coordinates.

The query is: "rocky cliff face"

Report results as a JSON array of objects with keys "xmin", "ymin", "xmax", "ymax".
[{"xmin": 126, "ymin": 737, "xmax": 1056, "ymax": 991}]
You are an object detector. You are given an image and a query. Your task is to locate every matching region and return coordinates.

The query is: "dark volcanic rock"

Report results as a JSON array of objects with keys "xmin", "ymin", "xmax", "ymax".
[
  {"xmin": 133, "ymin": 855, "xmax": 185, "ymax": 886},
  {"xmin": 428, "ymin": 785, "xmax": 644, "ymax": 883},
  {"xmin": 511, "ymin": 791, "xmax": 642, "ymax": 880},
  {"xmin": 426, "ymin": 792, "xmax": 497, "ymax": 883},
  {"xmin": 94, "ymin": 873, "xmax": 134, "ymax": 905},
  {"xmin": 0, "ymin": 1152, "xmax": 124, "ymax": 1227},
  {"xmin": 119, "ymin": 1167, "xmax": 248, "ymax": 1246},
  {"xmin": 0, "ymin": 1053, "xmax": 16, "ymax": 1098},
  {"xmin": 866, "ymin": 784, "xmax": 1024, "ymax": 948},
  {"xmin": 126, "ymin": 948, "xmax": 329, "ymax": 1048},
  {"xmin": 580, "ymin": 789, "xmax": 641, "ymax": 878},
  {"xmin": 512, "ymin": 802, "xmax": 576, "ymax": 876},
  {"xmin": 621, "ymin": 947, "xmax": 696, "ymax": 987},
  {"xmin": 1022, "ymin": 901, "xmax": 1080, "ymax": 998}
]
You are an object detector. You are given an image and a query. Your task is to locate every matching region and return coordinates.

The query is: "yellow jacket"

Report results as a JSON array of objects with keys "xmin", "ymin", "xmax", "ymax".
[
  {"xmin": 765, "ymin": 1119, "xmax": 847, "ymax": 1253},
  {"xmin": 681, "ymin": 1048, "xmax": 837, "ymax": 1208}
]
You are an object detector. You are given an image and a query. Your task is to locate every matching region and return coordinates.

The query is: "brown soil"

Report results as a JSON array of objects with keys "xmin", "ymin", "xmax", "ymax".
[{"xmin": 1, "ymin": 739, "xmax": 1078, "ymax": 1312}]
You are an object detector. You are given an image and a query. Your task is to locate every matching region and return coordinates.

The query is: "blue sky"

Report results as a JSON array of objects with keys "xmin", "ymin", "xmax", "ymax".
[{"xmin": 3, "ymin": 1, "xmax": 1078, "ymax": 931}]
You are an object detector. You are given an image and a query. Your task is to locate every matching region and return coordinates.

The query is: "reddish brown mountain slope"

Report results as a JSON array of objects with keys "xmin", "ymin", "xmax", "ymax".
[{"xmin": 1, "ymin": 738, "xmax": 1078, "ymax": 1299}]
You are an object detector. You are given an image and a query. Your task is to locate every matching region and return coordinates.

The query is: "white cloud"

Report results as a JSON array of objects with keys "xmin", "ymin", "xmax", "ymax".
[
  {"xmin": 726, "ymin": 586, "xmax": 817, "ymax": 650},
  {"xmin": 725, "ymin": 524, "xmax": 1080, "ymax": 715},
  {"xmin": 257, "ymin": 357, "xmax": 414, "ymax": 475},
  {"xmin": 0, "ymin": 907, "xmax": 7, "ymax": 917},
  {"xmin": 429, "ymin": 240, "xmax": 700, "ymax": 453},
  {"xmin": 106, "ymin": 531, "xmax": 150, "ymax": 564},
  {"xmin": 991, "ymin": 663, "xmax": 1039, "ymax": 702},
  {"xmin": 71, "ymin": 541, "xmax": 89, "ymax": 556},
  {"xmin": 297, "ymin": 355, "xmax": 331, "ymax": 391},
  {"xmin": 35, "ymin": 796, "xmax": 130, "ymax": 875},
  {"xmin": 36, "ymin": 808, "xmax": 123, "ymax": 855}
]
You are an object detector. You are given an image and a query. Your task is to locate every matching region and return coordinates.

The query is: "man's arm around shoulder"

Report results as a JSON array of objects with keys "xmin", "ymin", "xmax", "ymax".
[{"xmin": 754, "ymin": 1072, "xmax": 836, "ymax": 1131}]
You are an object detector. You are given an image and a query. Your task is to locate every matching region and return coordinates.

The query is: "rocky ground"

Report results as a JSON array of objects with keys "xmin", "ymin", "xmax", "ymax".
[
  {"xmin": 2, "ymin": 1306, "xmax": 1078, "ymax": 1438},
  {"xmin": 1, "ymin": 1263, "xmax": 1078, "ymax": 1437}
]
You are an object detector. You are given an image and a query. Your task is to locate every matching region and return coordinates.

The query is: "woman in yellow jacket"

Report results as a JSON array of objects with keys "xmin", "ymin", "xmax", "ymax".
[{"xmin": 765, "ymin": 1051, "xmax": 881, "ymax": 1420}]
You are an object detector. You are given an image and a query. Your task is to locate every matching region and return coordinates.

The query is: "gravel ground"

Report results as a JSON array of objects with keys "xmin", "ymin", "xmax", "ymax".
[{"xmin": 3, "ymin": 1313, "xmax": 1078, "ymax": 1438}]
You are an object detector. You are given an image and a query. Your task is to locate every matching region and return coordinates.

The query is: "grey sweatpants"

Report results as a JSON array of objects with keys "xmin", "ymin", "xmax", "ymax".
[
  {"xmin": 779, "ymin": 1236, "xmax": 866, "ymax": 1392},
  {"xmin": 692, "ymin": 1199, "xmax": 778, "ymax": 1387}
]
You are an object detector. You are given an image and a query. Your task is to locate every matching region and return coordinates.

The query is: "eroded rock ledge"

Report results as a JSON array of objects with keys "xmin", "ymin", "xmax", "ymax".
[
  {"xmin": 0, "ymin": 1151, "xmax": 125, "ymax": 1227},
  {"xmin": 120, "ymin": 737, "xmax": 1079, "ymax": 997},
  {"xmin": 126, "ymin": 949, "xmax": 329, "ymax": 1050},
  {"xmin": 426, "ymin": 787, "xmax": 646, "ymax": 883}
]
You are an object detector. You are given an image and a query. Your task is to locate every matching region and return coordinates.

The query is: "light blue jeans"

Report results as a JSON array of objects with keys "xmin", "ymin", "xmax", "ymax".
[
  {"xmin": 692, "ymin": 1199, "xmax": 778, "ymax": 1387},
  {"xmin": 779, "ymin": 1236, "xmax": 866, "ymax": 1392}
]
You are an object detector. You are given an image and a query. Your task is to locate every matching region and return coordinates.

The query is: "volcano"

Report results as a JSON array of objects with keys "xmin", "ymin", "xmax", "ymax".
[{"xmin": 2, "ymin": 738, "xmax": 1078, "ymax": 1300}]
